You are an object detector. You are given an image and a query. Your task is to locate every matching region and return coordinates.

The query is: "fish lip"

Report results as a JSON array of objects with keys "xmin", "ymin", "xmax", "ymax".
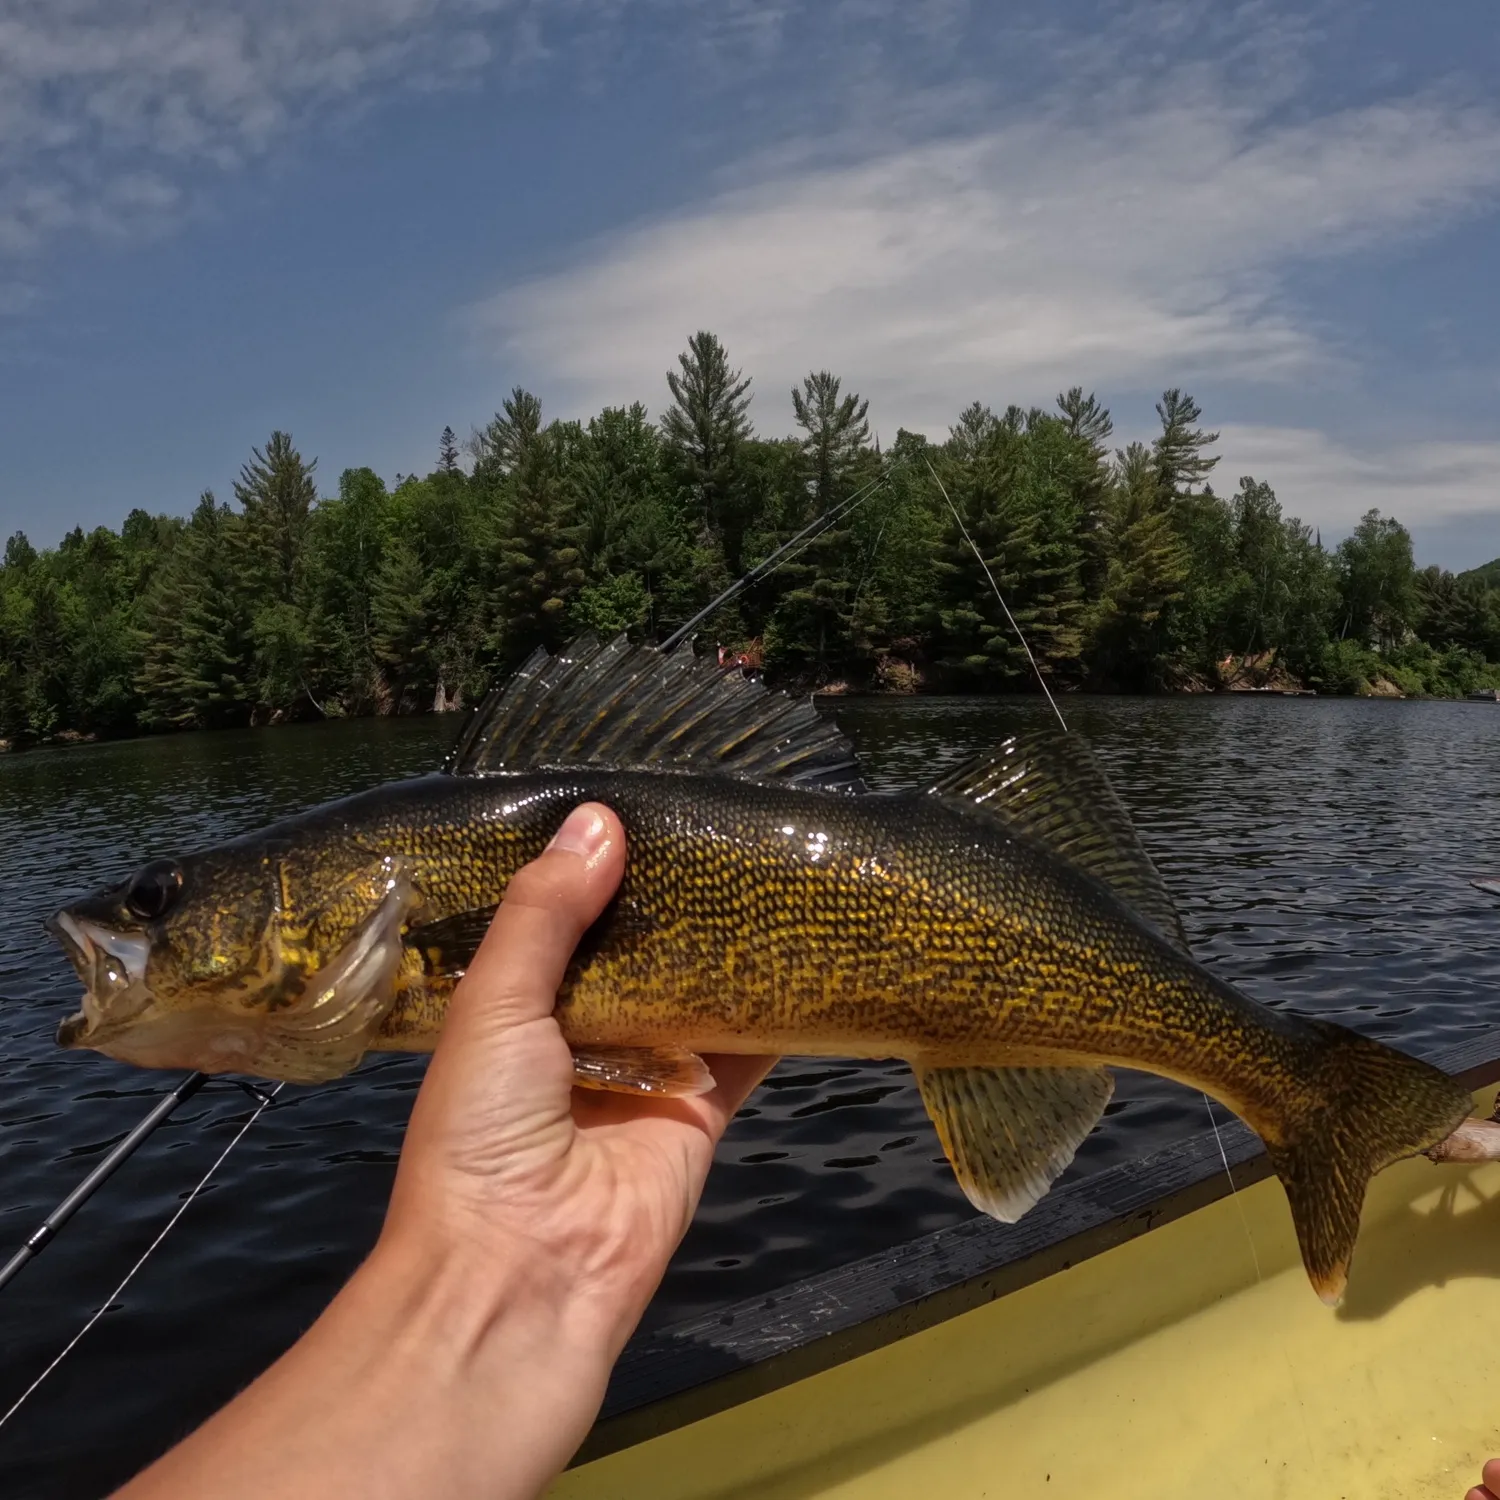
[
  {"xmin": 49, "ymin": 910, "xmax": 151, "ymax": 987},
  {"xmin": 46, "ymin": 909, "xmax": 91, "ymax": 973},
  {"xmin": 47, "ymin": 907, "xmax": 156, "ymax": 1048}
]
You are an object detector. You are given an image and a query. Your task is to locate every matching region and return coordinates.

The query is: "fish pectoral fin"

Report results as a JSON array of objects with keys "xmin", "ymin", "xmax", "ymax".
[
  {"xmin": 405, "ymin": 905, "xmax": 499, "ymax": 980},
  {"xmin": 571, "ymin": 1045, "xmax": 717, "ymax": 1098},
  {"xmin": 917, "ymin": 1063, "xmax": 1113, "ymax": 1222},
  {"xmin": 257, "ymin": 875, "xmax": 418, "ymax": 1084}
]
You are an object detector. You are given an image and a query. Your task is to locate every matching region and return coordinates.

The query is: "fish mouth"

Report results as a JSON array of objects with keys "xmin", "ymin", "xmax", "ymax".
[{"xmin": 47, "ymin": 909, "xmax": 155, "ymax": 1047}]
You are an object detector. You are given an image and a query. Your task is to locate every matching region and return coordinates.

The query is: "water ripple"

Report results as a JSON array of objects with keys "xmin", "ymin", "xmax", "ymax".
[{"xmin": 0, "ymin": 698, "xmax": 1497, "ymax": 1494}]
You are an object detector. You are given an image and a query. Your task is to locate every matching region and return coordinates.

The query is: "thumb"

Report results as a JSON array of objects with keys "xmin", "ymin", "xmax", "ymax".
[
  {"xmin": 443, "ymin": 802, "xmax": 626, "ymax": 1047},
  {"xmin": 394, "ymin": 804, "xmax": 626, "ymax": 1190}
]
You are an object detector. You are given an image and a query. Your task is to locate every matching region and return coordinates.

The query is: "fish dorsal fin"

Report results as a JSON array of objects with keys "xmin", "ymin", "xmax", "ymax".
[
  {"xmin": 931, "ymin": 730, "xmax": 1189, "ymax": 954},
  {"xmin": 446, "ymin": 634, "xmax": 866, "ymax": 790}
]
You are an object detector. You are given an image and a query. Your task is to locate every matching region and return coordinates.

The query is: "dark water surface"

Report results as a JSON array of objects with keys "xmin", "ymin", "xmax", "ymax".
[{"xmin": 2, "ymin": 696, "xmax": 1499, "ymax": 1496}]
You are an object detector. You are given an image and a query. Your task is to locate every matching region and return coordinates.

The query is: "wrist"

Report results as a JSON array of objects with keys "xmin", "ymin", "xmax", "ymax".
[{"xmin": 357, "ymin": 1219, "xmax": 619, "ymax": 1400}]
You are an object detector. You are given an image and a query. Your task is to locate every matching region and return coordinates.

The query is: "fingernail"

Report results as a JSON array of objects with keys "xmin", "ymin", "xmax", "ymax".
[{"xmin": 548, "ymin": 805, "xmax": 608, "ymax": 862}]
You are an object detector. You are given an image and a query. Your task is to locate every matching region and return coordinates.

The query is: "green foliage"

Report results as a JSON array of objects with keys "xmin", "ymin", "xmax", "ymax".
[
  {"xmin": 484, "ymin": 414, "xmax": 586, "ymax": 668},
  {"xmin": 571, "ymin": 572, "xmax": 650, "ymax": 637},
  {"xmin": 661, "ymin": 331, "xmax": 754, "ymax": 569},
  {"xmin": 1336, "ymin": 509, "xmax": 1417, "ymax": 653},
  {"xmin": 929, "ymin": 405, "xmax": 1085, "ymax": 688},
  {"xmin": 2, "ymin": 345, "xmax": 1495, "ymax": 748}
]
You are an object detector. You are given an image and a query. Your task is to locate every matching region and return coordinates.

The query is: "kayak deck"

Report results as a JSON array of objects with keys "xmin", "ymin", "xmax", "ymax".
[{"xmin": 554, "ymin": 1089, "xmax": 1500, "ymax": 1500}]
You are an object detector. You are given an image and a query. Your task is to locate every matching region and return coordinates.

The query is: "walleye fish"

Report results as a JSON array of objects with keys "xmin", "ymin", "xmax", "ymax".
[{"xmin": 48, "ymin": 635, "xmax": 1469, "ymax": 1302}]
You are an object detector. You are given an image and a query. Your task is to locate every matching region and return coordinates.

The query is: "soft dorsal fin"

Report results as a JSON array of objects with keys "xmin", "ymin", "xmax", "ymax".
[
  {"xmin": 446, "ymin": 634, "xmax": 866, "ymax": 791},
  {"xmin": 930, "ymin": 731, "xmax": 1189, "ymax": 953}
]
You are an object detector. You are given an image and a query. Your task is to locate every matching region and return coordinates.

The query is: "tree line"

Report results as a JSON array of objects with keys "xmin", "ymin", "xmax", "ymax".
[{"xmin": 2, "ymin": 330, "xmax": 1497, "ymax": 745}]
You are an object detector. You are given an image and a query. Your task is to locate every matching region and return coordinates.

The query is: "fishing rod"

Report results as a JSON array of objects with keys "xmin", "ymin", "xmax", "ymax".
[
  {"xmin": 660, "ymin": 471, "xmax": 888, "ymax": 654},
  {"xmin": 0, "ymin": 1071, "xmax": 209, "ymax": 1294},
  {"xmin": 0, "ymin": 1081, "xmax": 284, "ymax": 1435}
]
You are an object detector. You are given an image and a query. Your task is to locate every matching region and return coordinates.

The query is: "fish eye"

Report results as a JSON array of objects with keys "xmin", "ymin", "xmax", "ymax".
[{"xmin": 124, "ymin": 860, "xmax": 183, "ymax": 922}]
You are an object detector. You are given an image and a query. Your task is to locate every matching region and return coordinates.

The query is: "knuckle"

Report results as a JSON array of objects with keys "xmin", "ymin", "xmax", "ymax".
[{"xmin": 503, "ymin": 856, "xmax": 576, "ymax": 913}]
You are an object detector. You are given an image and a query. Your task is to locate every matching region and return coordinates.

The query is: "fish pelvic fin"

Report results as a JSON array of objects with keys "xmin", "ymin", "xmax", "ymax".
[
  {"xmin": 917, "ymin": 1063, "xmax": 1113, "ymax": 1221},
  {"xmin": 571, "ymin": 1045, "xmax": 716, "ymax": 1098},
  {"xmin": 1263, "ymin": 1023, "xmax": 1471, "ymax": 1305},
  {"xmin": 930, "ymin": 732, "xmax": 1189, "ymax": 955},
  {"xmin": 446, "ymin": 634, "xmax": 865, "ymax": 791}
]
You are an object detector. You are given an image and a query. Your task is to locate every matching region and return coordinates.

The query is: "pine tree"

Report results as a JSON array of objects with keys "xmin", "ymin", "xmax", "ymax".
[
  {"xmin": 661, "ymin": 331, "xmax": 753, "ymax": 568},
  {"xmin": 234, "ymin": 431, "xmax": 318, "ymax": 602},
  {"xmin": 370, "ymin": 538, "xmax": 434, "ymax": 711},
  {"xmin": 486, "ymin": 428, "xmax": 585, "ymax": 666},
  {"xmin": 1151, "ymin": 389, "xmax": 1219, "ymax": 502},
  {"xmin": 768, "ymin": 372, "xmax": 874, "ymax": 673},
  {"xmin": 438, "ymin": 425, "xmax": 460, "ymax": 474},
  {"xmin": 138, "ymin": 493, "xmax": 256, "ymax": 728},
  {"xmin": 1082, "ymin": 443, "xmax": 1188, "ymax": 686},
  {"xmin": 1055, "ymin": 387, "xmax": 1115, "ymax": 596},
  {"xmin": 303, "ymin": 467, "xmax": 390, "ymax": 709},
  {"xmin": 471, "ymin": 388, "xmax": 543, "ymax": 485},
  {"xmin": 1148, "ymin": 391, "xmax": 1232, "ymax": 676},
  {"xmin": 791, "ymin": 370, "xmax": 869, "ymax": 509},
  {"xmin": 930, "ymin": 414, "xmax": 1080, "ymax": 687}
]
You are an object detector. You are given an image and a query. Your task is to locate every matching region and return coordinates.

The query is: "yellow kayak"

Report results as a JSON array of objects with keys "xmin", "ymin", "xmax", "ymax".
[{"xmin": 555, "ymin": 1035, "xmax": 1500, "ymax": 1500}]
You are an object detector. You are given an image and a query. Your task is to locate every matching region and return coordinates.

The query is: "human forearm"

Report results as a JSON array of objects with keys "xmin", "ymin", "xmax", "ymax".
[
  {"xmin": 115, "ymin": 1225, "xmax": 616, "ymax": 1500},
  {"xmin": 113, "ymin": 808, "xmax": 771, "ymax": 1500}
]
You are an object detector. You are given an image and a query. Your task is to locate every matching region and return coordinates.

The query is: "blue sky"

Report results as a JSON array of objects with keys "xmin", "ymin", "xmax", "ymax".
[{"xmin": 0, "ymin": 0, "xmax": 1497, "ymax": 569}]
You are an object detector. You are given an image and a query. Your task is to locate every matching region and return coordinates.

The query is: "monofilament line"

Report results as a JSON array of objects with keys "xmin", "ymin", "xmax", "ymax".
[
  {"xmin": 922, "ymin": 458, "xmax": 1068, "ymax": 733},
  {"xmin": 0, "ymin": 1082, "xmax": 284, "ymax": 1434},
  {"xmin": 1203, "ymin": 1093, "xmax": 1315, "ymax": 1464}
]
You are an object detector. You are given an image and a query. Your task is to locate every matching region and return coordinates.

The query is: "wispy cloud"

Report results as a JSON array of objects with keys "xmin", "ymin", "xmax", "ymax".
[
  {"xmin": 0, "ymin": 0, "xmax": 888, "ymax": 256},
  {"xmin": 473, "ymin": 88, "xmax": 1500, "ymax": 439},
  {"xmin": 0, "ymin": 0, "xmax": 544, "ymax": 252}
]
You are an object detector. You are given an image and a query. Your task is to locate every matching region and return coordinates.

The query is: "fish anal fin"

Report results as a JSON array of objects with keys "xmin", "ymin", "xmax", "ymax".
[
  {"xmin": 930, "ymin": 732, "xmax": 1189, "ymax": 954},
  {"xmin": 572, "ymin": 1045, "xmax": 716, "ymax": 1098},
  {"xmin": 917, "ymin": 1063, "xmax": 1112, "ymax": 1221},
  {"xmin": 445, "ymin": 634, "xmax": 865, "ymax": 791}
]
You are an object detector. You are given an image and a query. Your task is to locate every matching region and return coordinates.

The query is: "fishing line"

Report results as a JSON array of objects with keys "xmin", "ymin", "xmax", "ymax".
[
  {"xmin": 924, "ymin": 442, "xmax": 1306, "ymax": 1440},
  {"xmin": 1204, "ymin": 1094, "xmax": 1317, "ymax": 1463},
  {"xmin": 922, "ymin": 456, "xmax": 1068, "ymax": 734},
  {"xmin": 0, "ymin": 1082, "xmax": 284, "ymax": 1435},
  {"xmin": 661, "ymin": 472, "xmax": 888, "ymax": 653}
]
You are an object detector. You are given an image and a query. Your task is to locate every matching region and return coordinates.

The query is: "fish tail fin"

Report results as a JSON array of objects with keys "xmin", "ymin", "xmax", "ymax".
[{"xmin": 1265, "ymin": 1023, "xmax": 1470, "ymax": 1304}]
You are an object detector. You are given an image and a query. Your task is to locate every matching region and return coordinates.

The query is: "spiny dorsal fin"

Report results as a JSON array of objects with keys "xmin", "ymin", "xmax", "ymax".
[
  {"xmin": 930, "ymin": 730, "xmax": 1189, "ymax": 953},
  {"xmin": 446, "ymin": 634, "xmax": 866, "ymax": 791}
]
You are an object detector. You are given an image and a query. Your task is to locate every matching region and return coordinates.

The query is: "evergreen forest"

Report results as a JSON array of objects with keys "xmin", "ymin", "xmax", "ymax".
[{"xmin": 3, "ymin": 331, "xmax": 1498, "ymax": 747}]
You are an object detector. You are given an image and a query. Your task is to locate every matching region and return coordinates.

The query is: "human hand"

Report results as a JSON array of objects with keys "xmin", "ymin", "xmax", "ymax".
[
  {"xmin": 1467, "ymin": 1458, "xmax": 1500, "ymax": 1500},
  {"xmin": 118, "ymin": 802, "xmax": 771, "ymax": 1500},
  {"xmin": 381, "ymin": 800, "xmax": 775, "ymax": 1415}
]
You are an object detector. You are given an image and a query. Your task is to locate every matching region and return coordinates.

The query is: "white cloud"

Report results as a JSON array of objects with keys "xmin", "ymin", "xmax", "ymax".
[
  {"xmin": 1217, "ymin": 424, "xmax": 1500, "ymax": 540},
  {"xmin": 0, "ymin": 0, "xmax": 845, "ymax": 255},
  {"xmin": 473, "ymin": 92, "xmax": 1500, "ymax": 435}
]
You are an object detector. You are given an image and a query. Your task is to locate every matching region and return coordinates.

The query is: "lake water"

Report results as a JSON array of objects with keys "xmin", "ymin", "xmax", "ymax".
[{"xmin": 2, "ymin": 694, "xmax": 1499, "ymax": 1496}]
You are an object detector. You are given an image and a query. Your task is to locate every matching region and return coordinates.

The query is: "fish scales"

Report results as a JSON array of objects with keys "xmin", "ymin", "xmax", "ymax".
[{"xmin": 47, "ymin": 633, "xmax": 1475, "ymax": 1301}]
